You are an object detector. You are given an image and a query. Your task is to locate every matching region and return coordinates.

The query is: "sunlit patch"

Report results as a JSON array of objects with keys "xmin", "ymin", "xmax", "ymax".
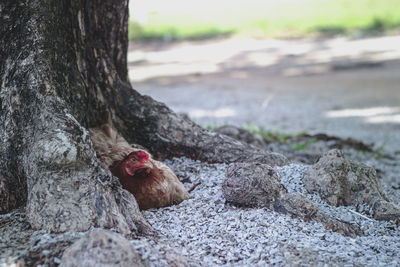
[
  {"xmin": 246, "ymin": 52, "xmax": 279, "ymax": 67},
  {"xmin": 128, "ymin": 63, "xmax": 219, "ymax": 81},
  {"xmin": 128, "ymin": 33, "xmax": 400, "ymax": 83},
  {"xmin": 367, "ymin": 114, "xmax": 400, "ymax": 124},
  {"xmin": 189, "ymin": 107, "xmax": 236, "ymax": 118},
  {"xmin": 326, "ymin": 107, "xmax": 400, "ymax": 118}
]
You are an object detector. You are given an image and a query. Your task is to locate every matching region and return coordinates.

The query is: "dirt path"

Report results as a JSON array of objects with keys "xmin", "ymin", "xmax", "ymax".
[{"xmin": 128, "ymin": 36, "xmax": 400, "ymax": 154}]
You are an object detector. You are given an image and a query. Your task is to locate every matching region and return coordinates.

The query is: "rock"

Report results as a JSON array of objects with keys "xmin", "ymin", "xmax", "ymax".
[
  {"xmin": 266, "ymin": 142, "xmax": 322, "ymax": 165},
  {"xmin": 372, "ymin": 200, "xmax": 400, "ymax": 221},
  {"xmin": 214, "ymin": 125, "xmax": 267, "ymax": 149},
  {"xmin": 303, "ymin": 149, "xmax": 400, "ymax": 220},
  {"xmin": 222, "ymin": 163, "xmax": 287, "ymax": 208},
  {"xmin": 274, "ymin": 192, "xmax": 363, "ymax": 237},
  {"xmin": 264, "ymin": 132, "xmax": 374, "ymax": 165},
  {"xmin": 0, "ymin": 210, "xmax": 83, "ymax": 266},
  {"xmin": 273, "ymin": 192, "xmax": 318, "ymax": 220},
  {"xmin": 317, "ymin": 215, "xmax": 363, "ymax": 238},
  {"xmin": 222, "ymin": 163, "xmax": 363, "ymax": 237},
  {"xmin": 60, "ymin": 229, "xmax": 148, "ymax": 267},
  {"xmin": 303, "ymin": 149, "xmax": 383, "ymax": 206}
]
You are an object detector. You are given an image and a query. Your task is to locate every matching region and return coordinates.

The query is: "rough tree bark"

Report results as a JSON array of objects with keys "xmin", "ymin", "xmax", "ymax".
[{"xmin": 0, "ymin": 0, "xmax": 287, "ymax": 234}]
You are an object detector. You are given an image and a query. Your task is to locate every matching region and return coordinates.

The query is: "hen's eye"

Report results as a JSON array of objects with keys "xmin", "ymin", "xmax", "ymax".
[{"xmin": 131, "ymin": 158, "xmax": 137, "ymax": 162}]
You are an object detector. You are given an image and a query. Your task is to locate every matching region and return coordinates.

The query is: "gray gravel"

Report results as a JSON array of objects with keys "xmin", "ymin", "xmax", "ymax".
[{"xmin": 142, "ymin": 157, "xmax": 400, "ymax": 266}]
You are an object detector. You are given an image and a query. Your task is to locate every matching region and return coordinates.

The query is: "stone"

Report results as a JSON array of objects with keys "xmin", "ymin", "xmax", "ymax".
[
  {"xmin": 0, "ymin": 210, "xmax": 83, "ymax": 266},
  {"xmin": 372, "ymin": 200, "xmax": 400, "ymax": 221},
  {"xmin": 60, "ymin": 229, "xmax": 148, "ymax": 267},
  {"xmin": 303, "ymin": 149, "xmax": 400, "ymax": 220},
  {"xmin": 222, "ymin": 163, "xmax": 363, "ymax": 237},
  {"xmin": 214, "ymin": 125, "xmax": 267, "ymax": 149},
  {"xmin": 274, "ymin": 192, "xmax": 363, "ymax": 237},
  {"xmin": 222, "ymin": 163, "xmax": 287, "ymax": 208},
  {"xmin": 273, "ymin": 192, "xmax": 318, "ymax": 220}
]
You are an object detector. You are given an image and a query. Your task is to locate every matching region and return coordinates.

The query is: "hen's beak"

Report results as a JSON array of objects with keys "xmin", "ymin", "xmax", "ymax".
[{"xmin": 142, "ymin": 161, "xmax": 153, "ymax": 170}]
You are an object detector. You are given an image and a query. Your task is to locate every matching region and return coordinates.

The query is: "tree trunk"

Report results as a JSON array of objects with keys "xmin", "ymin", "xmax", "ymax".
[{"xmin": 0, "ymin": 0, "xmax": 287, "ymax": 234}]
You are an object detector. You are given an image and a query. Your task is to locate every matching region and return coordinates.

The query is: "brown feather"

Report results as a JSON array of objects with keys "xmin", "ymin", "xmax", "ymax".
[{"xmin": 89, "ymin": 124, "xmax": 189, "ymax": 210}]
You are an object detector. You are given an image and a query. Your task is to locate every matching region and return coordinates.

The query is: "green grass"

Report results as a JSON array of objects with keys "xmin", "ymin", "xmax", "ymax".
[
  {"xmin": 243, "ymin": 125, "xmax": 314, "ymax": 151},
  {"xmin": 129, "ymin": 0, "xmax": 400, "ymax": 41},
  {"xmin": 243, "ymin": 125, "xmax": 293, "ymax": 144}
]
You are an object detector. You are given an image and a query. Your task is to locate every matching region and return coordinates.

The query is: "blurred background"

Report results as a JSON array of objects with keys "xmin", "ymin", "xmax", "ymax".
[
  {"xmin": 128, "ymin": 0, "xmax": 400, "ymax": 41},
  {"xmin": 127, "ymin": 0, "xmax": 400, "ymax": 154}
]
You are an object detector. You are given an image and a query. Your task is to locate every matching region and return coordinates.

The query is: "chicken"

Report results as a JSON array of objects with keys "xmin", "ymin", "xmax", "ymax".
[{"xmin": 89, "ymin": 124, "xmax": 189, "ymax": 210}]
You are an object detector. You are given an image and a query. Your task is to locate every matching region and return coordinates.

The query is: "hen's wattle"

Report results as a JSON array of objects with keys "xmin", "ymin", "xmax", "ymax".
[{"xmin": 89, "ymin": 124, "xmax": 189, "ymax": 210}]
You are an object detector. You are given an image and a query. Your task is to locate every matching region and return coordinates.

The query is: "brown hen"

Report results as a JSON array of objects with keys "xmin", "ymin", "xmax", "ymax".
[{"xmin": 89, "ymin": 124, "xmax": 189, "ymax": 210}]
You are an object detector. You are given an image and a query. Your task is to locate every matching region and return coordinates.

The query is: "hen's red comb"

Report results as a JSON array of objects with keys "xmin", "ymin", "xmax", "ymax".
[{"xmin": 129, "ymin": 150, "xmax": 149, "ymax": 162}]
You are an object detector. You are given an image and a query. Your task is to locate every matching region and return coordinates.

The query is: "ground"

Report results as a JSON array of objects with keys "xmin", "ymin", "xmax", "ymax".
[
  {"xmin": 128, "ymin": 35, "xmax": 400, "ymax": 154},
  {"xmin": 126, "ymin": 38, "xmax": 400, "ymax": 265},
  {"xmin": 2, "ymin": 35, "xmax": 400, "ymax": 266}
]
